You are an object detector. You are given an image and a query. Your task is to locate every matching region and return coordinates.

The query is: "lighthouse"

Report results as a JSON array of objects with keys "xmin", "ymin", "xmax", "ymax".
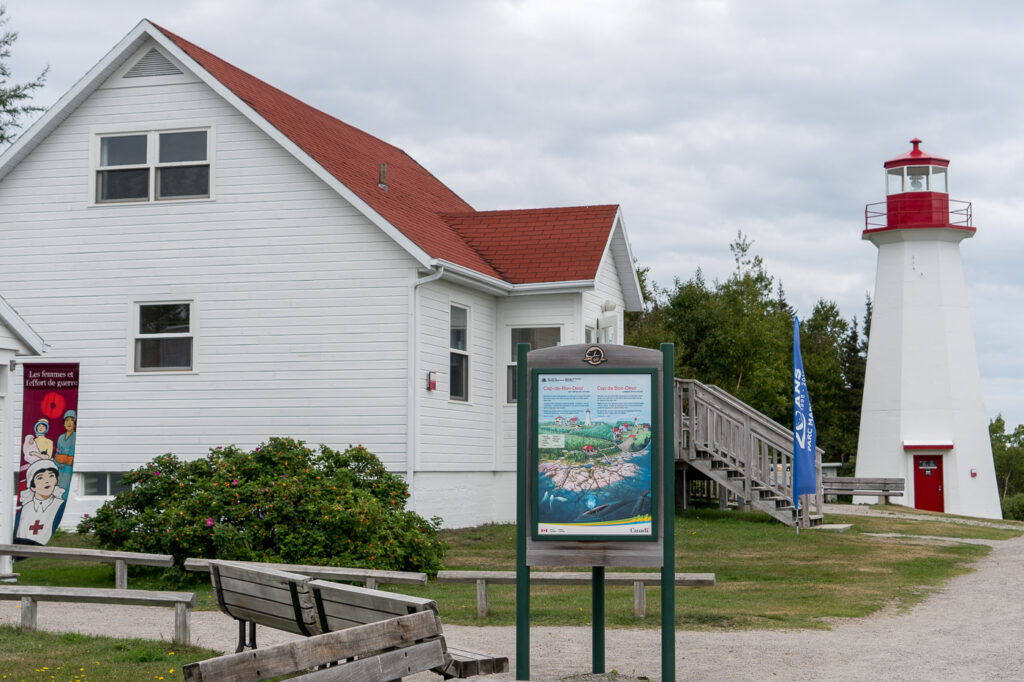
[{"xmin": 856, "ymin": 139, "xmax": 1001, "ymax": 519}]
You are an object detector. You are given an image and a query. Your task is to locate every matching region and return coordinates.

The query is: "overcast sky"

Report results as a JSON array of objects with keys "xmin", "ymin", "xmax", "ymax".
[{"xmin": 5, "ymin": 1, "xmax": 1024, "ymax": 426}]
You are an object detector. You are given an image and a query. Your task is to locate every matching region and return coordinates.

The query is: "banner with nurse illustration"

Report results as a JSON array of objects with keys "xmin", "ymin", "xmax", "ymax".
[
  {"xmin": 533, "ymin": 369, "xmax": 657, "ymax": 540},
  {"xmin": 14, "ymin": 363, "xmax": 79, "ymax": 546}
]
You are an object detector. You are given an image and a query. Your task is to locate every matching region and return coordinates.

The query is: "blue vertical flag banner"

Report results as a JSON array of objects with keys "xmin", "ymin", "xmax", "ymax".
[{"xmin": 793, "ymin": 318, "xmax": 817, "ymax": 509}]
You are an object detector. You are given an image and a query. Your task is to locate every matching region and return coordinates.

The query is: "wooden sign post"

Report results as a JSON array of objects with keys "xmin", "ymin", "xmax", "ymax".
[{"xmin": 516, "ymin": 342, "xmax": 675, "ymax": 681}]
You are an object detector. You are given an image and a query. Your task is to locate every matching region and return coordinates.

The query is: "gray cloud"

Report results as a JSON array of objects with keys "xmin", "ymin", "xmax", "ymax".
[{"xmin": 6, "ymin": 0, "xmax": 1024, "ymax": 424}]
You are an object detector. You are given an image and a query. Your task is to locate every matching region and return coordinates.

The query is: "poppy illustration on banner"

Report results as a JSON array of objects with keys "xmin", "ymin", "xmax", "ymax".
[{"xmin": 14, "ymin": 363, "xmax": 79, "ymax": 546}]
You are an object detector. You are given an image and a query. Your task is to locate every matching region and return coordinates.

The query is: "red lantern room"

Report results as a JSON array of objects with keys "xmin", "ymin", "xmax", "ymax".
[{"xmin": 864, "ymin": 138, "xmax": 973, "ymax": 234}]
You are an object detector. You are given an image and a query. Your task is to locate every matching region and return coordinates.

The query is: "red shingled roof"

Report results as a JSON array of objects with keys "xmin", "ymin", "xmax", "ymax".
[
  {"xmin": 154, "ymin": 24, "xmax": 616, "ymax": 285},
  {"xmin": 443, "ymin": 206, "xmax": 618, "ymax": 284}
]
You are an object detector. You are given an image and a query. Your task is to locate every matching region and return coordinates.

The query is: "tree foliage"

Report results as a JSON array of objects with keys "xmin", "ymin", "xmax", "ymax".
[
  {"xmin": 626, "ymin": 234, "xmax": 867, "ymax": 466},
  {"xmin": 990, "ymin": 415, "xmax": 1024, "ymax": 501},
  {"xmin": 0, "ymin": 5, "xmax": 47, "ymax": 146},
  {"xmin": 77, "ymin": 438, "xmax": 447, "ymax": 575}
]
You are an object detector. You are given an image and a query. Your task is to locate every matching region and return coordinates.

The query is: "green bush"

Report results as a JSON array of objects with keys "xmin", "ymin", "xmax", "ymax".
[
  {"xmin": 1001, "ymin": 493, "xmax": 1024, "ymax": 520},
  {"xmin": 77, "ymin": 438, "xmax": 446, "ymax": 575}
]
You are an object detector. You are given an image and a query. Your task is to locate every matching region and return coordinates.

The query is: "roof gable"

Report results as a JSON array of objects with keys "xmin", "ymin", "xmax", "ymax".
[
  {"xmin": 0, "ymin": 294, "xmax": 45, "ymax": 355},
  {"xmin": 153, "ymin": 24, "xmax": 504, "ymax": 280},
  {"xmin": 0, "ymin": 20, "xmax": 639, "ymax": 300}
]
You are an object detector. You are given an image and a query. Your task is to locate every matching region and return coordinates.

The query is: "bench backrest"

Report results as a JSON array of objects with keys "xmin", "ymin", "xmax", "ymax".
[
  {"xmin": 308, "ymin": 578, "xmax": 440, "ymax": 633},
  {"xmin": 208, "ymin": 560, "xmax": 321, "ymax": 636},
  {"xmin": 822, "ymin": 476, "xmax": 905, "ymax": 491}
]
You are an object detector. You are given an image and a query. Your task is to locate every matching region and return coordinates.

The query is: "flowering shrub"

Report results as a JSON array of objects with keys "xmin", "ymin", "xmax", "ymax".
[{"xmin": 77, "ymin": 438, "xmax": 446, "ymax": 575}]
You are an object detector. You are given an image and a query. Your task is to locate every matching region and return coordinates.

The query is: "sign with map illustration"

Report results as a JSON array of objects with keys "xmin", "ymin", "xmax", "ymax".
[{"xmin": 532, "ymin": 369, "xmax": 657, "ymax": 540}]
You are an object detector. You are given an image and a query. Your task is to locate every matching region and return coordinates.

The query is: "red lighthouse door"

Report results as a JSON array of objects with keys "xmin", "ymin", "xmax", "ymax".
[{"xmin": 914, "ymin": 456, "xmax": 944, "ymax": 512}]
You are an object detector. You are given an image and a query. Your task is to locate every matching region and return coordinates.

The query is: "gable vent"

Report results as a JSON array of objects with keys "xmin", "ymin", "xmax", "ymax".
[{"xmin": 124, "ymin": 48, "xmax": 182, "ymax": 78}]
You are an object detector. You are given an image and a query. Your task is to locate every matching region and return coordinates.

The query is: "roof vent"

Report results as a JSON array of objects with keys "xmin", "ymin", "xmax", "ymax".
[
  {"xmin": 378, "ymin": 163, "xmax": 388, "ymax": 191},
  {"xmin": 124, "ymin": 48, "xmax": 182, "ymax": 78}
]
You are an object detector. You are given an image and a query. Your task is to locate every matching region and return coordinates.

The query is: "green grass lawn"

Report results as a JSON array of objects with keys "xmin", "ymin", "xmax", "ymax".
[
  {"xmin": 0, "ymin": 627, "xmax": 221, "ymax": 681},
  {"xmin": 400, "ymin": 506, "xmax": 1019, "ymax": 630},
  {"xmin": 9, "ymin": 506, "xmax": 1021, "ymax": 634}
]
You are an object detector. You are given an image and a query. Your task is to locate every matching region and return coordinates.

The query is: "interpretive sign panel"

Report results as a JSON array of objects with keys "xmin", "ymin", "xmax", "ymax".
[{"xmin": 532, "ymin": 368, "xmax": 657, "ymax": 541}]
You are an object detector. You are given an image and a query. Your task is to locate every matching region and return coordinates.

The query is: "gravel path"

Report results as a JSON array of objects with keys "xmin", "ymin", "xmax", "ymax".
[{"xmin": 2, "ymin": 506, "xmax": 1021, "ymax": 681}]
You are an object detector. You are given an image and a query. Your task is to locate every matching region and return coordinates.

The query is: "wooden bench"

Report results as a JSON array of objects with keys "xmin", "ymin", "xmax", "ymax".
[
  {"xmin": 183, "ymin": 610, "xmax": 446, "ymax": 682},
  {"xmin": 822, "ymin": 476, "xmax": 906, "ymax": 504},
  {"xmin": 437, "ymin": 570, "xmax": 716, "ymax": 618},
  {"xmin": 207, "ymin": 560, "xmax": 507, "ymax": 678},
  {"xmin": 0, "ymin": 544, "xmax": 174, "ymax": 589},
  {"xmin": 0, "ymin": 585, "xmax": 196, "ymax": 645},
  {"xmin": 184, "ymin": 557, "xmax": 426, "ymax": 589}
]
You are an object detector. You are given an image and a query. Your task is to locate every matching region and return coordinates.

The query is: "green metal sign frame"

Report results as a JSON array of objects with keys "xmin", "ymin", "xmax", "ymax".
[{"xmin": 516, "ymin": 343, "xmax": 676, "ymax": 681}]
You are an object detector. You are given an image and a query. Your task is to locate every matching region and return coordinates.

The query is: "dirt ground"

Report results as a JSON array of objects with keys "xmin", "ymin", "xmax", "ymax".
[{"xmin": 2, "ymin": 504, "xmax": 1021, "ymax": 681}]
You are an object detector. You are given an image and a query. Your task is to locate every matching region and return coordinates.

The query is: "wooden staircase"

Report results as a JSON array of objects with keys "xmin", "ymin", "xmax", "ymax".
[{"xmin": 674, "ymin": 379, "xmax": 824, "ymax": 528}]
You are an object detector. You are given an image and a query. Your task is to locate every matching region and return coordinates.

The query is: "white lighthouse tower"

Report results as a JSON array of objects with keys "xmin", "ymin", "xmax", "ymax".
[{"xmin": 856, "ymin": 139, "xmax": 1001, "ymax": 519}]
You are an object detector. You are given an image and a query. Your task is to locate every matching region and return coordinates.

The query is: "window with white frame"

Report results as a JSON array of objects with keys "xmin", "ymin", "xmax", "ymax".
[
  {"xmin": 80, "ymin": 472, "xmax": 129, "ymax": 497},
  {"xmin": 450, "ymin": 305, "xmax": 469, "ymax": 401},
  {"xmin": 97, "ymin": 129, "xmax": 210, "ymax": 203},
  {"xmin": 507, "ymin": 327, "xmax": 561, "ymax": 403},
  {"xmin": 135, "ymin": 302, "xmax": 193, "ymax": 372}
]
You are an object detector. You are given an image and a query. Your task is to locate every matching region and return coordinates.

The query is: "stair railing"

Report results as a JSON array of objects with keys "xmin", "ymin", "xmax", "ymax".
[{"xmin": 675, "ymin": 378, "xmax": 823, "ymax": 523}]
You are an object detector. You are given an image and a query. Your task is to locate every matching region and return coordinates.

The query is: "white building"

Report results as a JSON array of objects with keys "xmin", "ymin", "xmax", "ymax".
[
  {"xmin": 856, "ymin": 139, "xmax": 1001, "ymax": 519},
  {"xmin": 0, "ymin": 296, "xmax": 45, "ymax": 571},
  {"xmin": 0, "ymin": 20, "xmax": 643, "ymax": 529}
]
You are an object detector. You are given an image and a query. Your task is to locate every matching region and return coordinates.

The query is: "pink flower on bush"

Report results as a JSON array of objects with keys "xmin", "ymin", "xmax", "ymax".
[
  {"xmin": 206, "ymin": 518, "xmax": 214, "ymax": 527},
  {"xmin": 232, "ymin": 479, "xmax": 239, "ymax": 486}
]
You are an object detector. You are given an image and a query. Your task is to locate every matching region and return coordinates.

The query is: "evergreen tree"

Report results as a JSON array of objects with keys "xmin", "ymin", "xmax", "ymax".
[
  {"xmin": 627, "ymin": 236, "xmax": 869, "ymax": 463},
  {"xmin": 0, "ymin": 5, "xmax": 47, "ymax": 146}
]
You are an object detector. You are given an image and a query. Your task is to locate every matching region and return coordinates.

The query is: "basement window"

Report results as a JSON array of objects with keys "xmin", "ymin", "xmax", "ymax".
[
  {"xmin": 97, "ymin": 129, "xmax": 210, "ymax": 202},
  {"xmin": 81, "ymin": 472, "xmax": 129, "ymax": 497}
]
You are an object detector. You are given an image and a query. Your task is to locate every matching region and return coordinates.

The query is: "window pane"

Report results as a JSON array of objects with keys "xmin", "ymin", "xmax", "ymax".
[
  {"xmin": 450, "ymin": 306, "xmax": 467, "ymax": 351},
  {"xmin": 906, "ymin": 166, "xmax": 928, "ymax": 192},
  {"xmin": 450, "ymin": 353, "xmax": 468, "ymax": 401},
  {"xmin": 507, "ymin": 365, "xmax": 518, "ymax": 403},
  {"xmin": 101, "ymin": 135, "xmax": 147, "ymax": 166},
  {"xmin": 159, "ymin": 131, "xmax": 207, "ymax": 163},
  {"xmin": 82, "ymin": 472, "xmax": 106, "ymax": 496},
  {"xmin": 140, "ymin": 304, "xmax": 190, "ymax": 334},
  {"xmin": 509, "ymin": 327, "xmax": 561, "ymax": 360},
  {"xmin": 157, "ymin": 165, "xmax": 209, "ymax": 198},
  {"xmin": 109, "ymin": 474, "xmax": 129, "ymax": 496},
  {"xmin": 931, "ymin": 166, "xmax": 948, "ymax": 193},
  {"xmin": 136, "ymin": 337, "xmax": 193, "ymax": 371},
  {"xmin": 886, "ymin": 169, "xmax": 903, "ymax": 195},
  {"xmin": 99, "ymin": 169, "xmax": 150, "ymax": 201}
]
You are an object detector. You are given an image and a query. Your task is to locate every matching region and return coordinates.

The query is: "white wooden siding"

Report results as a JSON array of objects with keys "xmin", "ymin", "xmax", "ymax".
[
  {"xmin": 0, "ymin": 324, "xmax": 29, "ymax": 354},
  {"xmin": 416, "ymin": 280, "xmax": 497, "ymax": 470},
  {"xmin": 496, "ymin": 293, "xmax": 581, "ymax": 469},
  {"xmin": 582, "ymin": 247, "xmax": 626, "ymax": 343},
  {"xmin": 0, "ymin": 53, "xmax": 418, "ymax": 487}
]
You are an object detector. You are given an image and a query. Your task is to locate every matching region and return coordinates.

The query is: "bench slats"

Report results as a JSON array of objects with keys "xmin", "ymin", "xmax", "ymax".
[
  {"xmin": 0, "ymin": 544, "xmax": 174, "ymax": 567},
  {"xmin": 289, "ymin": 640, "xmax": 446, "ymax": 682},
  {"xmin": 436, "ymin": 570, "xmax": 716, "ymax": 586},
  {"xmin": 310, "ymin": 580, "xmax": 439, "ymax": 633},
  {"xmin": 184, "ymin": 558, "xmax": 427, "ymax": 585},
  {"xmin": 0, "ymin": 585, "xmax": 194, "ymax": 646},
  {"xmin": 0, "ymin": 585, "xmax": 195, "ymax": 607},
  {"xmin": 182, "ymin": 610, "xmax": 443, "ymax": 682},
  {"xmin": 310, "ymin": 580, "xmax": 436, "ymax": 615},
  {"xmin": 208, "ymin": 560, "xmax": 320, "ymax": 640},
  {"xmin": 218, "ymin": 588, "xmax": 309, "ymax": 625}
]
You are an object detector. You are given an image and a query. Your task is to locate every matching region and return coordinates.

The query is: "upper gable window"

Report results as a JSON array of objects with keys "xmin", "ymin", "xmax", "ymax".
[{"xmin": 97, "ymin": 130, "xmax": 210, "ymax": 203}]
